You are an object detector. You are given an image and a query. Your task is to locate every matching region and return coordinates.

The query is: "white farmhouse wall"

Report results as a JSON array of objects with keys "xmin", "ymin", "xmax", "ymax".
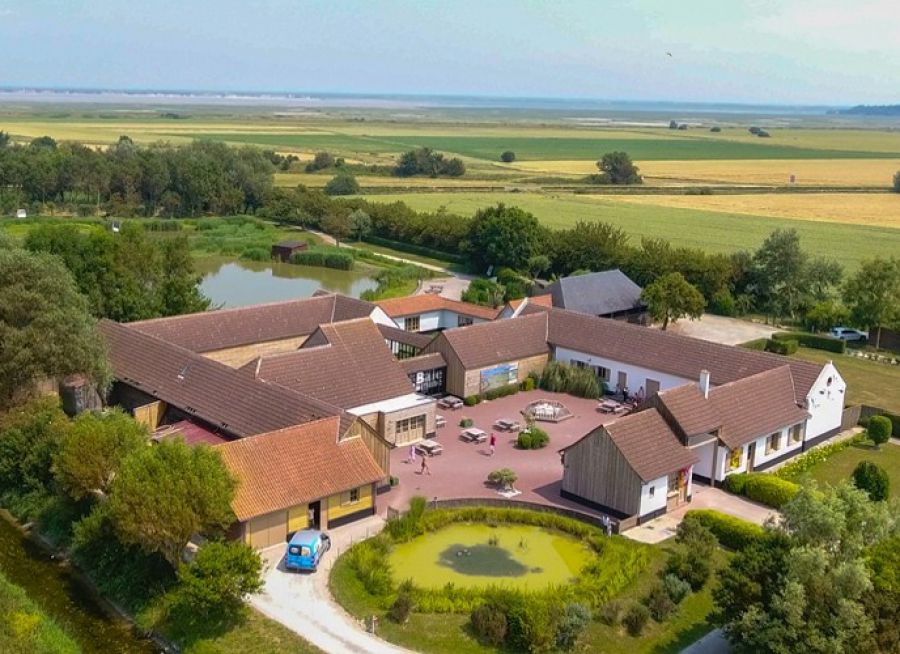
[
  {"xmin": 553, "ymin": 347, "xmax": 691, "ymax": 392},
  {"xmin": 805, "ymin": 362, "xmax": 845, "ymax": 440},
  {"xmin": 403, "ymin": 310, "xmax": 490, "ymax": 332},
  {"xmin": 370, "ymin": 307, "xmax": 398, "ymax": 328},
  {"xmin": 752, "ymin": 426, "xmax": 803, "ymax": 467},
  {"xmin": 639, "ymin": 475, "xmax": 668, "ymax": 517}
]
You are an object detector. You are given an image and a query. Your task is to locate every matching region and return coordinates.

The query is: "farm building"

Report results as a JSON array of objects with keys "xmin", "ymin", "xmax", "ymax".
[
  {"xmin": 536, "ymin": 269, "xmax": 648, "ymax": 323},
  {"xmin": 376, "ymin": 294, "xmax": 501, "ymax": 332},
  {"xmin": 270, "ymin": 239, "xmax": 308, "ymax": 262}
]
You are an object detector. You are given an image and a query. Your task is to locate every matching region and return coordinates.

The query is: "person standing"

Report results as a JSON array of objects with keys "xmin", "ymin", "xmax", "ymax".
[
  {"xmin": 420, "ymin": 456, "xmax": 431, "ymax": 476},
  {"xmin": 489, "ymin": 432, "xmax": 497, "ymax": 456},
  {"xmin": 408, "ymin": 444, "xmax": 417, "ymax": 464}
]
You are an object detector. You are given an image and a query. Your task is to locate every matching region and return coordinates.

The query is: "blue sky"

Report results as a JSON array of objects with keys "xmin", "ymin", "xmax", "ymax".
[{"xmin": 0, "ymin": 0, "xmax": 896, "ymax": 104}]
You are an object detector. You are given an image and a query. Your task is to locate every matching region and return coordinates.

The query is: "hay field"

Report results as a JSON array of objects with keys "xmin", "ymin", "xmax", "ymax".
[
  {"xmin": 360, "ymin": 191, "xmax": 900, "ymax": 271},
  {"xmin": 614, "ymin": 193, "xmax": 900, "ymax": 228}
]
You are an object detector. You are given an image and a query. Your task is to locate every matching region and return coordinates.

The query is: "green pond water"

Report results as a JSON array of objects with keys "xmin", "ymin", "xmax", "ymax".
[
  {"xmin": 0, "ymin": 515, "xmax": 156, "ymax": 653},
  {"xmin": 388, "ymin": 524, "xmax": 592, "ymax": 590},
  {"xmin": 196, "ymin": 256, "xmax": 378, "ymax": 307}
]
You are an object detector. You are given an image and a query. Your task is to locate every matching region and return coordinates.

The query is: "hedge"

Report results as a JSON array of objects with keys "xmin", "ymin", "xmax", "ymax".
[
  {"xmin": 681, "ymin": 510, "xmax": 765, "ymax": 551},
  {"xmin": 362, "ymin": 234, "xmax": 466, "ymax": 264},
  {"xmin": 772, "ymin": 331, "xmax": 846, "ymax": 354},
  {"xmin": 765, "ymin": 338, "xmax": 798, "ymax": 355},
  {"xmin": 740, "ymin": 338, "xmax": 768, "ymax": 351},
  {"xmin": 290, "ymin": 248, "xmax": 355, "ymax": 270},
  {"xmin": 725, "ymin": 473, "xmax": 799, "ymax": 508},
  {"xmin": 773, "ymin": 434, "xmax": 864, "ymax": 481}
]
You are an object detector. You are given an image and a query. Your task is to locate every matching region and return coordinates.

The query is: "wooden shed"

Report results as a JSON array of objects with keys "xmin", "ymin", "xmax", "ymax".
[{"xmin": 271, "ymin": 240, "xmax": 308, "ymax": 262}]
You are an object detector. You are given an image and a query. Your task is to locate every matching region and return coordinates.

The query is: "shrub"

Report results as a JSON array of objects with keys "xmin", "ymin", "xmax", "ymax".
[
  {"xmin": 463, "ymin": 395, "xmax": 480, "ymax": 407},
  {"xmin": 290, "ymin": 249, "xmax": 354, "ymax": 270},
  {"xmin": 622, "ymin": 602, "xmax": 650, "ymax": 636},
  {"xmin": 555, "ymin": 602, "xmax": 591, "ymax": 650},
  {"xmin": 471, "ymin": 602, "xmax": 508, "ymax": 646},
  {"xmin": 487, "ymin": 468, "xmax": 518, "ymax": 489},
  {"xmin": 598, "ymin": 600, "xmax": 622, "ymax": 625},
  {"xmin": 644, "ymin": 582, "xmax": 675, "ymax": 621},
  {"xmin": 517, "ymin": 427, "xmax": 549, "ymax": 450},
  {"xmin": 345, "ymin": 536, "xmax": 393, "ymax": 596},
  {"xmin": 520, "ymin": 377, "xmax": 536, "ymax": 392},
  {"xmin": 743, "ymin": 474, "xmax": 800, "ymax": 508},
  {"xmin": 663, "ymin": 573, "xmax": 691, "ymax": 604},
  {"xmin": 710, "ymin": 126, "xmax": 722, "ymax": 132},
  {"xmin": 771, "ymin": 331, "xmax": 846, "ymax": 354},
  {"xmin": 483, "ymin": 384, "xmax": 519, "ymax": 401},
  {"xmin": 773, "ymin": 435, "xmax": 863, "ymax": 481},
  {"xmin": 867, "ymin": 416, "xmax": 893, "ymax": 447},
  {"xmin": 765, "ymin": 338, "xmax": 798, "ymax": 355},
  {"xmin": 459, "ymin": 417, "xmax": 474, "ymax": 428},
  {"xmin": 505, "ymin": 596, "xmax": 559, "ymax": 654},
  {"xmin": 324, "ymin": 172, "xmax": 360, "ymax": 196},
  {"xmin": 170, "ymin": 541, "xmax": 263, "ymax": 620},
  {"xmin": 500, "ymin": 151, "xmax": 516, "ymax": 163},
  {"xmin": 388, "ymin": 592, "xmax": 413, "ymax": 623},
  {"xmin": 853, "ymin": 461, "xmax": 890, "ymax": 501},
  {"xmin": 239, "ymin": 246, "xmax": 270, "ymax": 261},
  {"xmin": 723, "ymin": 472, "xmax": 749, "ymax": 494},
  {"xmin": 666, "ymin": 550, "xmax": 710, "ymax": 591},
  {"xmin": 538, "ymin": 361, "xmax": 601, "ymax": 399},
  {"xmin": 681, "ymin": 510, "xmax": 765, "ymax": 551},
  {"xmin": 709, "ymin": 289, "xmax": 736, "ymax": 316}
]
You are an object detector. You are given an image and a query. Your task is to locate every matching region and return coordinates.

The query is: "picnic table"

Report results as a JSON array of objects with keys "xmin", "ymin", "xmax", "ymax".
[
  {"xmin": 435, "ymin": 415, "xmax": 446, "ymax": 428},
  {"xmin": 493, "ymin": 418, "xmax": 521, "ymax": 432},
  {"xmin": 460, "ymin": 427, "xmax": 487, "ymax": 443},
  {"xmin": 598, "ymin": 400, "xmax": 625, "ymax": 414},
  {"xmin": 416, "ymin": 439, "xmax": 443, "ymax": 456},
  {"xmin": 438, "ymin": 396, "xmax": 463, "ymax": 410}
]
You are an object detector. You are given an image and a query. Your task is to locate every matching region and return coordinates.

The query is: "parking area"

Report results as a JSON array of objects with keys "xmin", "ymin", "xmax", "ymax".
[{"xmin": 668, "ymin": 313, "xmax": 775, "ymax": 346}]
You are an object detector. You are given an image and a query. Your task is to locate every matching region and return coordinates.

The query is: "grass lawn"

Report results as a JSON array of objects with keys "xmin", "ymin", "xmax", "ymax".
[
  {"xmin": 361, "ymin": 192, "xmax": 900, "ymax": 271},
  {"xmin": 803, "ymin": 441, "xmax": 900, "ymax": 491},
  {"xmin": 350, "ymin": 240, "xmax": 456, "ymax": 270},
  {"xmin": 793, "ymin": 347, "xmax": 900, "ymax": 414}
]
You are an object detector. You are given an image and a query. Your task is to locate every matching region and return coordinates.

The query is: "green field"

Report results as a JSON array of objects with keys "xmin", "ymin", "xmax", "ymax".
[
  {"xmin": 185, "ymin": 132, "xmax": 900, "ymax": 161},
  {"xmin": 793, "ymin": 348, "xmax": 900, "ymax": 414},
  {"xmin": 360, "ymin": 192, "xmax": 900, "ymax": 271},
  {"xmin": 805, "ymin": 441, "xmax": 900, "ymax": 491}
]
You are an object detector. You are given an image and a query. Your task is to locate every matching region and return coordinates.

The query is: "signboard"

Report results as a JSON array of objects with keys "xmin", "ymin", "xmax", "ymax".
[{"xmin": 480, "ymin": 363, "xmax": 519, "ymax": 392}]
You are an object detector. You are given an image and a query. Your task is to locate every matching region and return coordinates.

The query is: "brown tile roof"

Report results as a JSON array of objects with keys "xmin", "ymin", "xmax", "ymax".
[
  {"xmin": 376, "ymin": 295, "xmax": 502, "ymax": 321},
  {"xmin": 427, "ymin": 312, "xmax": 550, "ymax": 369},
  {"xmin": 528, "ymin": 306, "xmax": 824, "ymax": 402},
  {"xmin": 100, "ymin": 320, "xmax": 342, "ymax": 438},
  {"xmin": 246, "ymin": 318, "xmax": 415, "ymax": 409},
  {"xmin": 217, "ymin": 416, "xmax": 385, "ymax": 521},
  {"xmin": 602, "ymin": 409, "xmax": 698, "ymax": 482},
  {"xmin": 377, "ymin": 323, "xmax": 435, "ymax": 350},
  {"xmin": 507, "ymin": 295, "xmax": 553, "ymax": 312},
  {"xmin": 128, "ymin": 293, "xmax": 376, "ymax": 353},
  {"xmin": 710, "ymin": 366, "xmax": 810, "ymax": 449},
  {"xmin": 400, "ymin": 352, "xmax": 447, "ymax": 375},
  {"xmin": 655, "ymin": 384, "xmax": 722, "ymax": 437}
]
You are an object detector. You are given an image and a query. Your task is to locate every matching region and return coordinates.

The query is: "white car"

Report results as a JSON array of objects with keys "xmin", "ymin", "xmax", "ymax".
[{"xmin": 830, "ymin": 327, "xmax": 867, "ymax": 342}]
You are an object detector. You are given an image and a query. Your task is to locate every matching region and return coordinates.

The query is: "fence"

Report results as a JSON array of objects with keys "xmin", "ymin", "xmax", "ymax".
[{"xmin": 841, "ymin": 404, "xmax": 900, "ymax": 436}]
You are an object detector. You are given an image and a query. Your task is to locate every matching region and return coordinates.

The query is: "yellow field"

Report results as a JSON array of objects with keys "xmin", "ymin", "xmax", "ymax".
[
  {"xmin": 274, "ymin": 172, "xmax": 508, "ymax": 188},
  {"xmin": 611, "ymin": 193, "xmax": 900, "ymax": 228}
]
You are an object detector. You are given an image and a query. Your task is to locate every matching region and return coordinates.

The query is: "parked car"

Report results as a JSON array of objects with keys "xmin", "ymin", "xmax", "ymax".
[
  {"xmin": 285, "ymin": 529, "xmax": 331, "ymax": 572},
  {"xmin": 830, "ymin": 327, "xmax": 868, "ymax": 342}
]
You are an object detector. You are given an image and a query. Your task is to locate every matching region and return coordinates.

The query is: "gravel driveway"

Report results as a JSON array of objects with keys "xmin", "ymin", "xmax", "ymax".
[{"xmin": 668, "ymin": 314, "xmax": 775, "ymax": 346}]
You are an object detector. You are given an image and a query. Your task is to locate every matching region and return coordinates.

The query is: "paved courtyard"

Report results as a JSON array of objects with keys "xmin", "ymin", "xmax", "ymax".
[
  {"xmin": 382, "ymin": 390, "xmax": 617, "ymax": 519},
  {"xmin": 668, "ymin": 314, "xmax": 775, "ymax": 346}
]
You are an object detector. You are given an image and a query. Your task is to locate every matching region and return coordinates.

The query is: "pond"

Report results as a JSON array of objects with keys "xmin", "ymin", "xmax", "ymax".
[
  {"xmin": 0, "ymin": 514, "xmax": 157, "ymax": 653},
  {"xmin": 196, "ymin": 256, "xmax": 378, "ymax": 308},
  {"xmin": 388, "ymin": 523, "xmax": 591, "ymax": 591}
]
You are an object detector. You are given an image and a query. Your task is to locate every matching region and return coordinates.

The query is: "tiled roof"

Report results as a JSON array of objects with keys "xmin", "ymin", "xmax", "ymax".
[
  {"xmin": 400, "ymin": 352, "xmax": 447, "ymax": 375},
  {"xmin": 376, "ymin": 295, "xmax": 502, "ymax": 321},
  {"xmin": 128, "ymin": 293, "xmax": 376, "ymax": 353},
  {"xmin": 100, "ymin": 320, "xmax": 342, "ymax": 437},
  {"xmin": 526, "ymin": 306, "xmax": 824, "ymax": 402},
  {"xmin": 545, "ymin": 269, "xmax": 645, "ymax": 316},
  {"xmin": 217, "ymin": 417, "xmax": 385, "ymax": 521},
  {"xmin": 655, "ymin": 383, "xmax": 722, "ymax": 437},
  {"xmin": 710, "ymin": 366, "xmax": 810, "ymax": 449},
  {"xmin": 377, "ymin": 323, "xmax": 435, "ymax": 350},
  {"xmin": 428, "ymin": 312, "xmax": 550, "ymax": 369},
  {"xmin": 507, "ymin": 295, "xmax": 553, "ymax": 312},
  {"xmin": 246, "ymin": 318, "xmax": 415, "ymax": 409},
  {"xmin": 602, "ymin": 409, "xmax": 698, "ymax": 482}
]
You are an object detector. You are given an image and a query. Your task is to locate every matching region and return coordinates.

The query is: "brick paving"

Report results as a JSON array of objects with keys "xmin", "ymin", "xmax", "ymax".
[{"xmin": 381, "ymin": 390, "xmax": 618, "ymax": 518}]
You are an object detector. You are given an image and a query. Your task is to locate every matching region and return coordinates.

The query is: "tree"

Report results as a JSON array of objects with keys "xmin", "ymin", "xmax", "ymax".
[
  {"xmin": 0, "ymin": 249, "xmax": 109, "ymax": 409},
  {"xmin": 866, "ymin": 415, "xmax": 892, "ymax": 448},
  {"xmin": 500, "ymin": 150, "xmax": 516, "ymax": 163},
  {"xmin": 852, "ymin": 461, "xmax": 889, "ymax": 501},
  {"xmin": 641, "ymin": 272, "xmax": 705, "ymax": 330},
  {"xmin": 843, "ymin": 257, "xmax": 900, "ymax": 349},
  {"xmin": 669, "ymin": 120, "xmax": 678, "ymax": 129},
  {"xmin": 0, "ymin": 130, "xmax": 10, "ymax": 148},
  {"xmin": 526, "ymin": 254, "xmax": 550, "ymax": 279},
  {"xmin": 321, "ymin": 211, "xmax": 353, "ymax": 246},
  {"xmin": 893, "ymin": 171, "xmax": 900, "ymax": 193},
  {"xmin": 594, "ymin": 151, "xmax": 642, "ymax": 184},
  {"xmin": 865, "ymin": 537, "xmax": 900, "ymax": 653},
  {"xmin": 108, "ymin": 439, "xmax": 236, "ymax": 566},
  {"xmin": 462, "ymin": 278, "xmax": 505, "ymax": 307},
  {"xmin": 324, "ymin": 172, "xmax": 360, "ymax": 196},
  {"xmin": 305, "ymin": 151, "xmax": 336, "ymax": 172},
  {"xmin": 348, "ymin": 208, "xmax": 372, "ymax": 241},
  {"xmin": 803, "ymin": 300, "xmax": 849, "ymax": 333},
  {"xmin": 466, "ymin": 203, "xmax": 542, "ymax": 272},
  {"xmin": 53, "ymin": 410, "xmax": 148, "ymax": 501},
  {"xmin": 750, "ymin": 229, "xmax": 809, "ymax": 321},
  {"xmin": 171, "ymin": 541, "xmax": 262, "ymax": 620},
  {"xmin": 394, "ymin": 147, "xmax": 465, "ymax": 177}
]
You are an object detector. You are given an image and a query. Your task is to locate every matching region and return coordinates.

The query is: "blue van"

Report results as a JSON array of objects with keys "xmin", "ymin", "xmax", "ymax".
[{"xmin": 285, "ymin": 530, "xmax": 331, "ymax": 572}]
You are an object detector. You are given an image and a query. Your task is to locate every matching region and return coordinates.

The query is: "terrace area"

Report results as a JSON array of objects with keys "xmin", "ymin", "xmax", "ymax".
[{"xmin": 383, "ymin": 390, "xmax": 622, "ymax": 522}]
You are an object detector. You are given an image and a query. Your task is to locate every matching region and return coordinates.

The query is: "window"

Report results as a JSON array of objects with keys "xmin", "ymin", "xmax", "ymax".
[
  {"xmin": 727, "ymin": 447, "xmax": 742, "ymax": 470},
  {"xmin": 394, "ymin": 415, "xmax": 426, "ymax": 442},
  {"xmin": 392, "ymin": 341, "xmax": 419, "ymax": 359},
  {"xmin": 404, "ymin": 316, "xmax": 420, "ymax": 332},
  {"xmin": 457, "ymin": 315, "xmax": 473, "ymax": 327},
  {"xmin": 766, "ymin": 432, "xmax": 782, "ymax": 454},
  {"xmin": 790, "ymin": 423, "xmax": 804, "ymax": 444},
  {"xmin": 341, "ymin": 488, "xmax": 360, "ymax": 506},
  {"xmin": 596, "ymin": 366, "xmax": 611, "ymax": 382},
  {"xmin": 349, "ymin": 488, "xmax": 359, "ymax": 503},
  {"xmin": 667, "ymin": 475, "xmax": 679, "ymax": 493},
  {"xmin": 648, "ymin": 485, "xmax": 655, "ymax": 498}
]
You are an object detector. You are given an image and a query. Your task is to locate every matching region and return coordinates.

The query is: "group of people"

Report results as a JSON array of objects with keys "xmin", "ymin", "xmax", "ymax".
[
  {"xmin": 619, "ymin": 384, "xmax": 645, "ymax": 405},
  {"xmin": 406, "ymin": 431, "xmax": 499, "ymax": 476}
]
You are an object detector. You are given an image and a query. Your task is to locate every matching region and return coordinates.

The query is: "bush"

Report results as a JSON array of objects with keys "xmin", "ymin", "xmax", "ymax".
[
  {"xmin": 867, "ymin": 415, "xmax": 893, "ymax": 447},
  {"xmin": 463, "ymin": 395, "xmax": 480, "ymax": 407},
  {"xmin": 723, "ymin": 472, "xmax": 750, "ymax": 494},
  {"xmin": 740, "ymin": 337, "xmax": 769, "ymax": 351},
  {"xmin": 520, "ymin": 377, "xmax": 536, "ymax": 392},
  {"xmin": 344, "ymin": 536, "xmax": 393, "ymax": 596},
  {"xmin": 170, "ymin": 541, "xmax": 263, "ymax": 620},
  {"xmin": 324, "ymin": 172, "xmax": 360, "ymax": 196},
  {"xmin": 622, "ymin": 602, "xmax": 650, "ymax": 636},
  {"xmin": 483, "ymin": 383, "xmax": 519, "ymax": 401},
  {"xmin": 681, "ymin": 510, "xmax": 765, "ymax": 551},
  {"xmin": 743, "ymin": 474, "xmax": 800, "ymax": 508},
  {"xmin": 644, "ymin": 582, "xmax": 675, "ymax": 621},
  {"xmin": 598, "ymin": 600, "xmax": 622, "ymax": 625},
  {"xmin": 538, "ymin": 361, "xmax": 601, "ymax": 399},
  {"xmin": 505, "ymin": 596, "xmax": 559, "ymax": 654},
  {"xmin": 290, "ymin": 248, "xmax": 354, "ymax": 270},
  {"xmin": 517, "ymin": 427, "xmax": 549, "ymax": 450},
  {"xmin": 663, "ymin": 574, "xmax": 691, "ymax": 604},
  {"xmin": 239, "ymin": 246, "xmax": 270, "ymax": 261},
  {"xmin": 853, "ymin": 461, "xmax": 890, "ymax": 501},
  {"xmin": 773, "ymin": 435, "xmax": 863, "ymax": 481},
  {"xmin": 500, "ymin": 151, "xmax": 516, "ymax": 163},
  {"xmin": 471, "ymin": 602, "xmax": 508, "ymax": 646},
  {"xmin": 771, "ymin": 331, "xmax": 846, "ymax": 354},
  {"xmin": 765, "ymin": 338, "xmax": 798, "ymax": 355},
  {"xmin": 710, "ymin": 126, "xmax": 722, "ymax": 132},
  {"xmin": 556, "ymin": 602, "xmax": 591, "ymax": 650},
  {"xmin": 459, "ymin": 417, "xmax": 474, "ymax": 428},
  {"xmin": 388, "ymin": 592, "xmax": 414, "ymax": 623},
  {"xmin": 487, "ymin": 468, "xmax": 518, "ymax": 489}
]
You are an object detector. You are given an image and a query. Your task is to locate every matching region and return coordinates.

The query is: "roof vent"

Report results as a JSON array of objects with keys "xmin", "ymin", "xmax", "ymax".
[
  {"xmin": 699, "ymin": 370, "xmax": 711, "ymax": 399},
  {"xmin": 177, "ymin": 364, "xmax": 190, "ymax": 381}
]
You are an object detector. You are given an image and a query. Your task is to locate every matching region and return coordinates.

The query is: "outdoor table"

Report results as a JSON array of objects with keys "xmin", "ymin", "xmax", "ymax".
[
  {"xmin": 598, "ymin": 400, "xmax": 620, "ymax": 413},
  {"xmin": 494, "ymin": 418, "xmax": 519, "ymax": 431},
  {"xmin": 435, "ymin": 415, "xmax": 446, "ymax": 428},
  {"xmin": 438, "ymin": 396, "xmax": 463, "ymax": 410},
  {"xmin": 416, "ymin": 439, "xmax": 443, "ymax": 456},
  {"xmin": 461, "ymin": 427, "xmax": 487, "ymax": 443}
]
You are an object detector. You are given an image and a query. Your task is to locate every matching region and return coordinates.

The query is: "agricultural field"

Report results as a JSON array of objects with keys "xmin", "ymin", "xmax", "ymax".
[
  {"xmin": 360, "ymin": 191, "xmax": 900, "ymax": 271},
  {"xmin": 793, "ymin": 347, "xmax": 900, "ymax": 414}
]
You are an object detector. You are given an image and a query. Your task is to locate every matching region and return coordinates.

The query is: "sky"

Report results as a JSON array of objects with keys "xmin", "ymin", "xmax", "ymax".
[{"xmin": 0, "ymin": 0, "xmax": 897, "ymax": 105}]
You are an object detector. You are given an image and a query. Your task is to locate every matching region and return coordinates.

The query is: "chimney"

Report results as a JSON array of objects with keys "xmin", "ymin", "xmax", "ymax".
[{"xmin": 699, "ymin": 369, "xmax": 711, "ymax": 399}]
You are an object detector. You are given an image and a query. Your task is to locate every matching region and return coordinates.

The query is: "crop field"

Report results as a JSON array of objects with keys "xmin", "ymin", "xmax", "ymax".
[{"xmin": 360, "ymin": 191, "xmax": 900, "ymax": 270}]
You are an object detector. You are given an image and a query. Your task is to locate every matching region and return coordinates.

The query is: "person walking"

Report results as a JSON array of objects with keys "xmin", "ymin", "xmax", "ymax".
[
  {"xmin": 420, "ymin": 456, "xmax": 431, "ymax": 476},
  {"xmin": 489, "ymin": 432, "xmax": 497, "ymax": 456},
  {"xmin": 408, "ymin": 444, "xmax": 417, "ymax": 464}
]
